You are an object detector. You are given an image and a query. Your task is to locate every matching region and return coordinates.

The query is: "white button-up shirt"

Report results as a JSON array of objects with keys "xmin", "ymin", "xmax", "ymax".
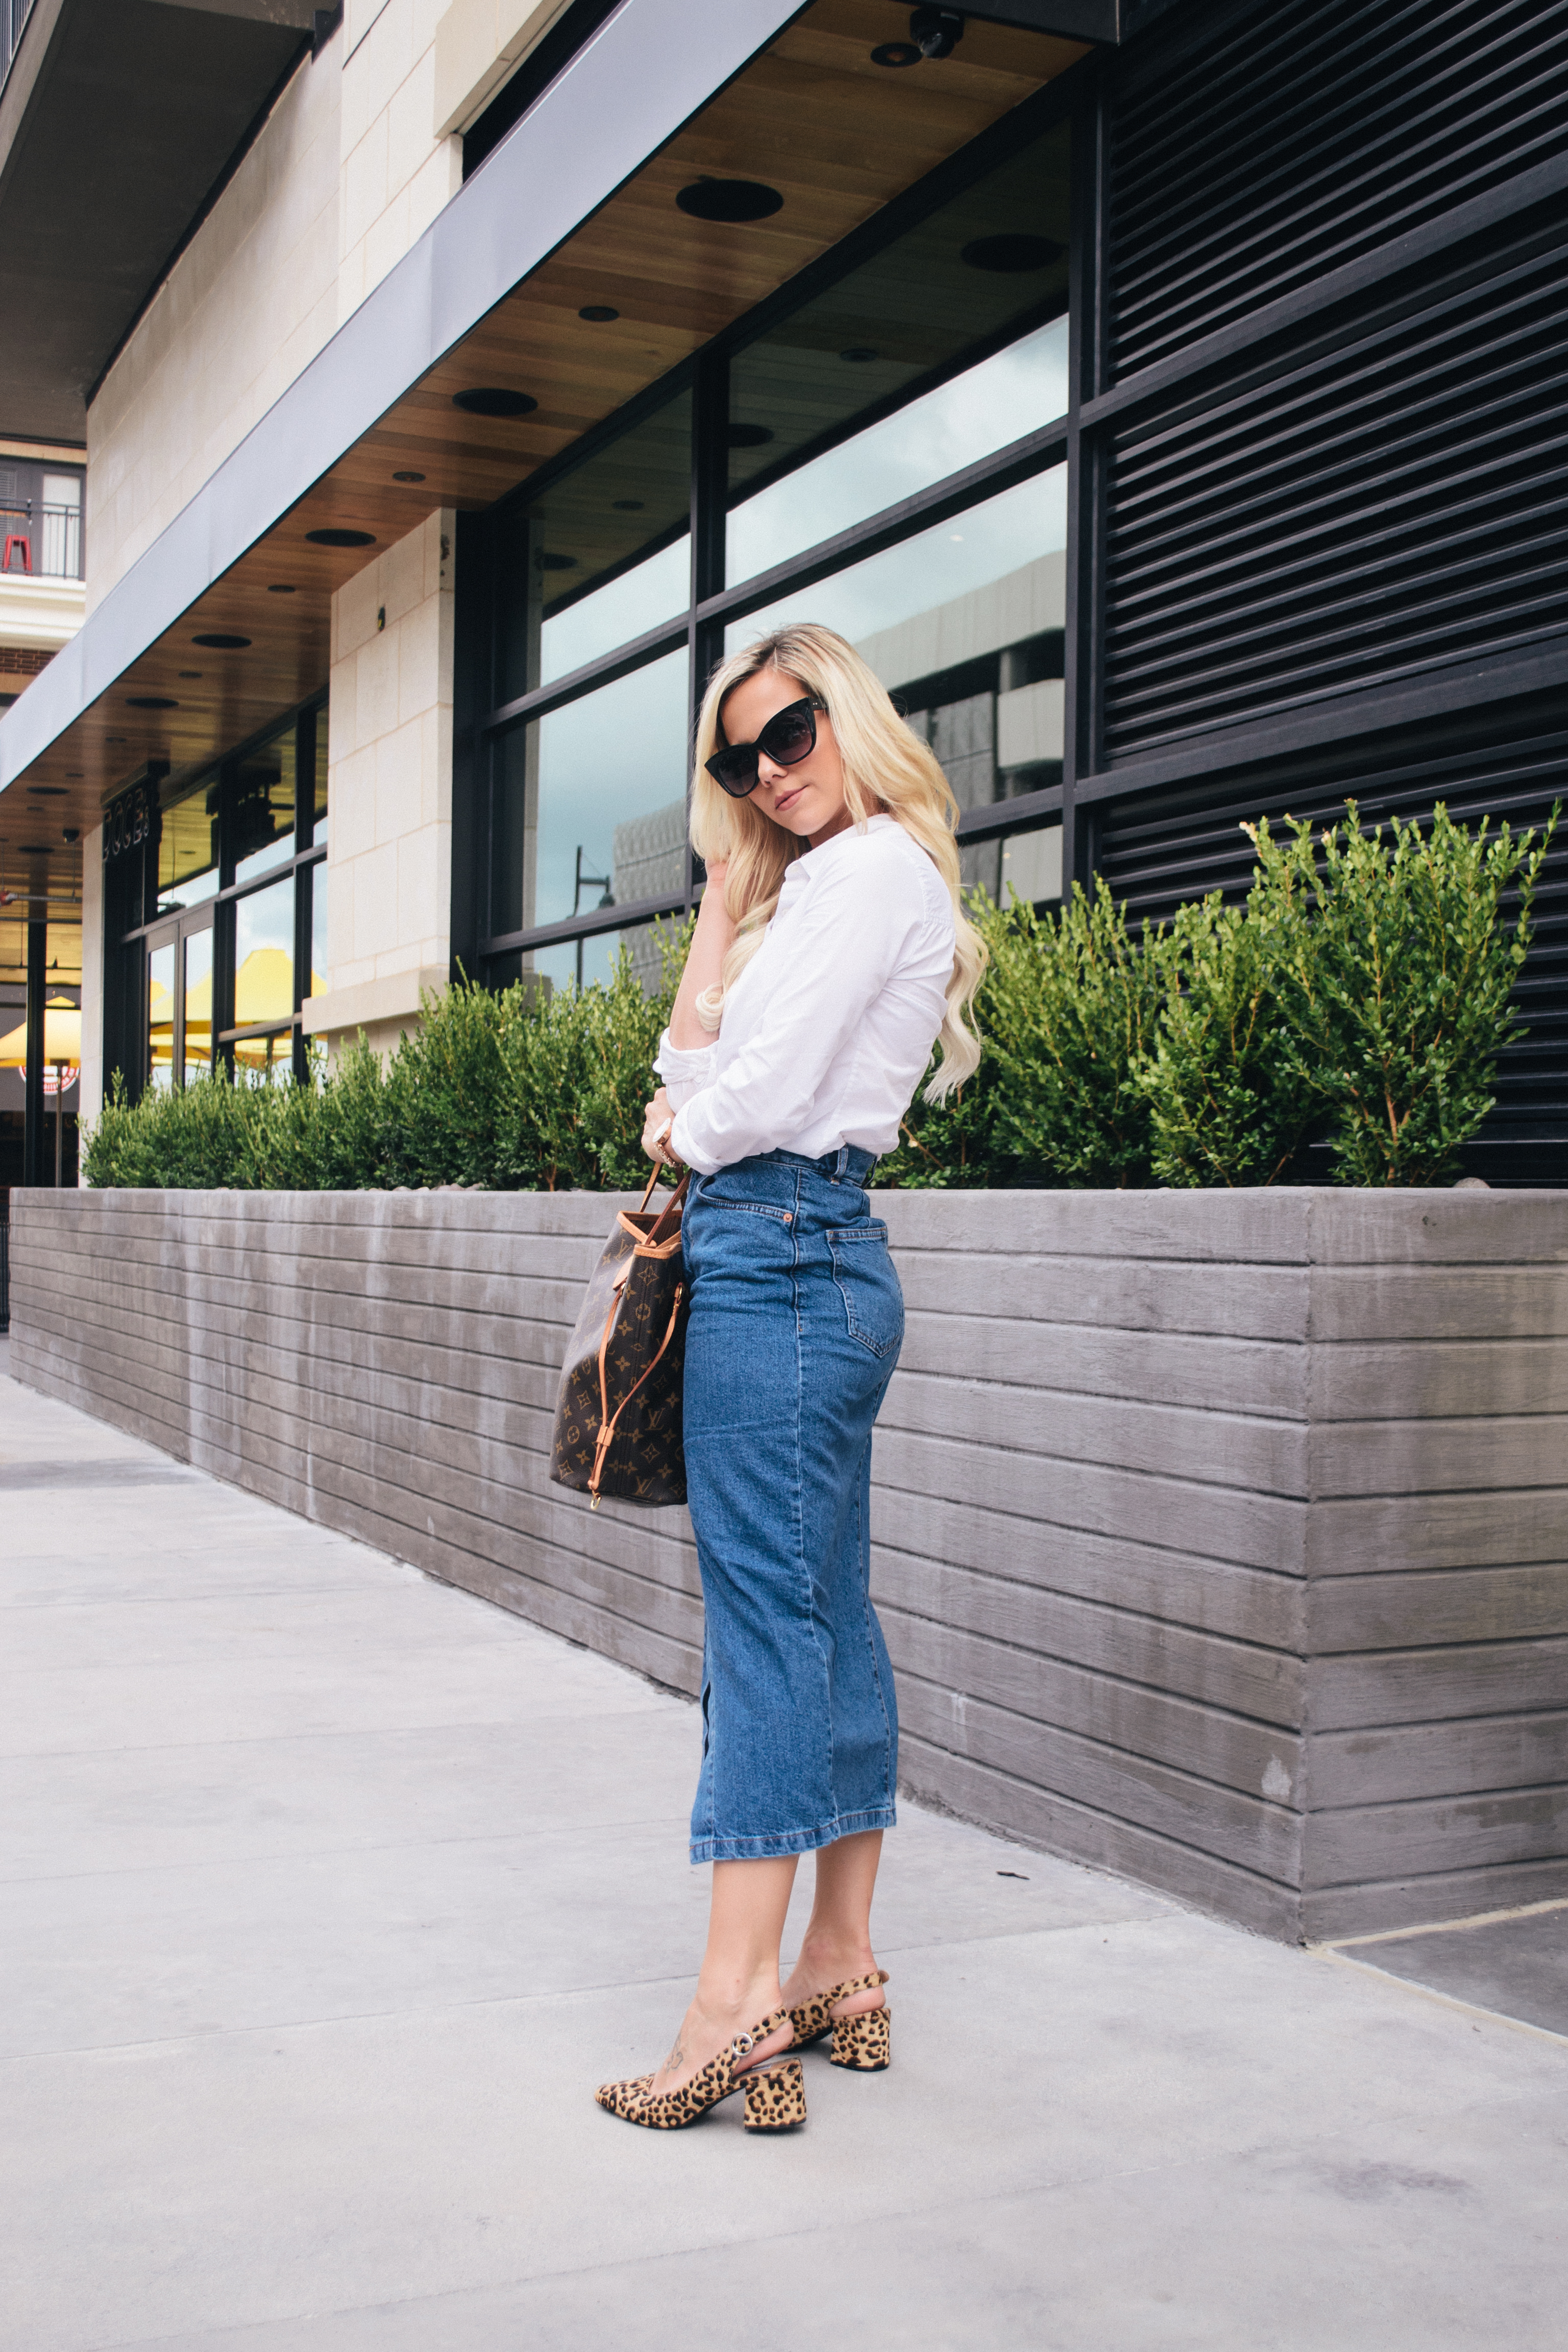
[{"xmin": 656, "ymin": 813, "xmax": 955, "ymax": 1175}]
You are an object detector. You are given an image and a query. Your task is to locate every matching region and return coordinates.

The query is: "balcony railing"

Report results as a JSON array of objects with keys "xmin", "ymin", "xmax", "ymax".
[
  {"xmin": 1, "ymin": 0, "xmax": 35, "ymax": 87},
  {"xmin": 0, "ymin": 502, "xmax": 83, "ymax": 581}
]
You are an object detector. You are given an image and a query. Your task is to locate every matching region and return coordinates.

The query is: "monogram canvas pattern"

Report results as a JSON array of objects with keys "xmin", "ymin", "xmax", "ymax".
[{"xmin": 550, "ymin": 1184, "xmax": 689, "ymax": 1508}]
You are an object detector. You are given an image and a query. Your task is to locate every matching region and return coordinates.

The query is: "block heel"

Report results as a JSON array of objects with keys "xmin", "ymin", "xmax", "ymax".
[
  {"xmin": 830, "ymin": 2005, "xmax": 890, "ymax": 2071},
  {"xmin": 743, "ymin": 2057, "xmax": 807, "ymax": 2130}
]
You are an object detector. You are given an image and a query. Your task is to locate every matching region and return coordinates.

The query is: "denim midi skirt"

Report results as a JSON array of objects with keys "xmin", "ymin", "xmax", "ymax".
[{"xmin": 681, "ymin": 1147, "xmax": 903, "ymax": 1865}]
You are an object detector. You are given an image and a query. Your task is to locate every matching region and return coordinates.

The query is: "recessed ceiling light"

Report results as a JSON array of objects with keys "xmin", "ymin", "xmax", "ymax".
[
  {"xmin": 728, "ymin": 423, "xmax": 774, "ymax": 448},
  {"xmin": 453, "ymin": 387, "xmax": 537, "ymax": 417},
  {"xmin": 871, "ymin": 40, "xmax": 921, "ymax": 65},
  {"xmin": 66, "ymin": 770, "xmax": 83, "ymax": 777},
  {"xmin": 18, "ymin": 842, "xmax": 54, "ymax": 854},
  {"xmin": 611, "ymin": 498, "xmax": 645, "ymax": 511},
  {"xmin": 579, "ymin": 305, "xmax": 619, "ymax": 322},
  {"xmin": 28, "ymin": 785, "xmax": 65, "ymax": 797},
  {"xmin": 676, "ymin": 179, "xmax": 782, "ymax": 223},
  {"xmin": 536, "ymin": 552, "xmax": 578, "ymax": 571},
  {"xmin": 127, "ymin": 695, "xmax": 178, "ymax": 709},
  {"xmin": 306, "ymin": 528, "xmax": 376, "ymax": 548},
  {"xmin": 393, "ymin": 469, "xmax": 426, "ymax": 482},
  {"xmin": 267, "ymin": 583, "xmax": 297, "ymax": 594},
  {"xmin": 179, "ymin": 671, "xmax": 202, "ymax": 679},
  {"xmin": 961, "ymin": 234, "xmax": 1065, "ymax": 274},
  {"xmin": 840, "ymin": 347, "xmax": 878, "ymax": 364},
  {"xmin": 192, "ymin": 632, "xmax": 251, "ymax": 649}
]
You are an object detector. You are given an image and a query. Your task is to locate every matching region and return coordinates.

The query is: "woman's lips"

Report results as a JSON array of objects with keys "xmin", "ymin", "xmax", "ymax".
[{"xmin": 772, "ymin": 781, "xmax": 807, "ymax": 815}]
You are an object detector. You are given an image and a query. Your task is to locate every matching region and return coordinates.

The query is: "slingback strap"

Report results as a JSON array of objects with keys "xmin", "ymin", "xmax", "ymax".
[
  {"xmin": 588, "ymin": 1277, "xmax": 685, "ymax": 1509},
  {"xmin": 786, "ymin": 1970, "xmax": 889, "ymax": 2045}
]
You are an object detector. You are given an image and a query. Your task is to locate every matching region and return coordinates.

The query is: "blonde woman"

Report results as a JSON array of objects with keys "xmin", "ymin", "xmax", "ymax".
[{"xmin": 594, "ymin": 624, "xmax": 985, "ymax": 2135}]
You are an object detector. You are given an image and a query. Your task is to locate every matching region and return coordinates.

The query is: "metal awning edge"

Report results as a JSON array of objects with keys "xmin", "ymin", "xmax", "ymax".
[{"xmin": 0, "ymin": 0, "xmax": 801, "ymax": 797}]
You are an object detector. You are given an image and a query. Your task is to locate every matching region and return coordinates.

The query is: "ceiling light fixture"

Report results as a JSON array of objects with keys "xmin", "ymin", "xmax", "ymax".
[
  {"xmin": 306, "ymin": 527, "xmax": 376, "ymax": 547},
  {"xmin": 579, "ymin": 305, "xmax": 619, "ymax": 322},
  {"xmin": 27, "ymin": 785, "xmax": 65, "ymax": 796},
  {"xmin": 393, "ymin": 470, "xmax": 426, "ymax": 482},
  {"xmin": 192, "ymin": 632, "xmax": 251, "ymax": 649},
  {"xmin": 676, "ymin": 179, "xmax": 783, "ymax": 223},
  {"xmin": 267, "ymin": 583, "xmax": 297, "ymax": 594},
  {"xmin": 840, "ymin": 347, "xmax": 878, "ymax": 364},
  {"xmin": 452, "ymin": 387, "xmax": 537, "ymax": 417},
  {"xmin": 871, "ymin": 40, "xmax": 921, "ymax": 65},
  {"xmin": 728, "ymin": 423, "xmax": 774, "ymax": 448},
  {"xmin": 611, "ymin": 498, "xmax": 645, "ymax": 511},
  {"xmin": 127, "ymin": 696, "xmax": 178, "ymax": 709}
]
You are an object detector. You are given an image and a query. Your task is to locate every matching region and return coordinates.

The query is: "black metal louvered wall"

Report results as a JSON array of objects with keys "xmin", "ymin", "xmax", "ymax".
[
  {"xmin": 1090, "ymin": 699, "xmax": 1568, "ymax": 1175},
  {"xmin": 1099, "ymin": 210, "xmax": 1568, "ymax": 763},
  {"xmin": 1072, "ymin": 0, "xmax": 1568, "ymax": 1170},
  {"xmin": 1107, "ymin": 0, "xmax": 1568, "ymax": 382}
]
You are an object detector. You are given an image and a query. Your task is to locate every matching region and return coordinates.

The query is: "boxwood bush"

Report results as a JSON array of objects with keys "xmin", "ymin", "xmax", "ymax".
[{"xmin": 85, "ymin": 801, "xmax": 1555, "ymax": 1192}]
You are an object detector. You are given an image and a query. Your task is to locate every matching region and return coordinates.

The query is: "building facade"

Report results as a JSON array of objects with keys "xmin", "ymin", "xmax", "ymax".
[{"xmin": 0, "ymin": 0, "xmax": 1563, "ymax": 1182}]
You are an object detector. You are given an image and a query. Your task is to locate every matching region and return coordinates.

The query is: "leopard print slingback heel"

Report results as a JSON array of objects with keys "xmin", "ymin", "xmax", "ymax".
[
  {"xmin": 594, "ymin": 2007, "xmax": 806, "ymax": 2132},
  {"xmin": 786, "ymin": 1969, "xmax": 891, "ymax": 2071}
]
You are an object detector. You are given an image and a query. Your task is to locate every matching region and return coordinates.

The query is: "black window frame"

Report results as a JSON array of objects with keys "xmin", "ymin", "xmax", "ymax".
[
  {"xmin": 108, "ymin": 691, "xmax": 327, "ymax": 1094},
  {"xmin": 455, "ymin": 58, "xmax": 1097, "ymax": 984}
]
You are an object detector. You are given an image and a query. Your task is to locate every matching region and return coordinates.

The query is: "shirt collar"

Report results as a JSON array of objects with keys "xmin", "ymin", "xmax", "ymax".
[{"xmin": 783, "ymin": 811, "xmax": 895, "ymax": 888}]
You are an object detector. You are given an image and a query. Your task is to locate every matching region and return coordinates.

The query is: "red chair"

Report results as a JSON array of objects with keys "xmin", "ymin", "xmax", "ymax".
[{"xmin": 2, "ymin": 534, "xmax": 30, "ymax": 572}]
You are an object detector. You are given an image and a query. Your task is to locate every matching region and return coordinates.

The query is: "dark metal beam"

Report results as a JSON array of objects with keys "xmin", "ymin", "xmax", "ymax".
[
  {"xmin": 22, "ymin": 915, "xmax": 45, "ymax": 1187},
  {"xmin": 970, "ymin": 0, "xmax": 1186, "ymax": 41}
]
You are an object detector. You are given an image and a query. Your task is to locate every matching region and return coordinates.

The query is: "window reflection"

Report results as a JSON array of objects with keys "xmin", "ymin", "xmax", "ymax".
[
  {"xmin": 494, "ymin": 648, "xmax": 688, "ymax": 938},
  {"xmin": 728, "ymin": 468, "xmax": 1066, "ymax": 879},
  {"xmin": 728, "ymin": 317, "xmax": 1068, "ymax": 585},
  {"xmin": 312, "ymin": 708, "xmax": 328, "ymax": 847},
  {"xmin": 308, "ymin": 866, "xmax": 328, "ymax": 998},
  {"xmin": 233, "ymin": 1030, "xmax": 295, "ymax": 1079},
  {"xmin": 727, "ymin": 118, "xmax": 1071, "ymax": 571},
  {"xmin": 234, "ymin": 877, "xmax": 295, "ymax": 1029},
  {"xmin": 498, "ymin": 389, "xmax": 692, "ymax": 699},
  {"xmin": 532, "ymin": 917, "xmax": 668, "ymax": 998},
  {"xmin": 182, "ymin": 928, "xmax": 213, "ymax": 1084},
  {"xmin": 157, "ymin": 783, "xmax": 219, "ymax": 913},
  {"xmin": 232, "ymin": 728, "xmax": 297, "ymax": 886},
  {"xmin": 148, "ymin": 941, "xmax": 175, "ymax": 1091}
]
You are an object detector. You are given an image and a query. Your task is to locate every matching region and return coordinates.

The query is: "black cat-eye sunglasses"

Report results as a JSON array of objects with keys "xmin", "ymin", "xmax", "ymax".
[{"xmin": 705, "ymin": 697, "xmax": 826, "ymax": 798}]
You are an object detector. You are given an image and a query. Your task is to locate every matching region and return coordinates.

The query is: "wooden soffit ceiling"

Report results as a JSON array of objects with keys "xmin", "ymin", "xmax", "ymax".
[{"xmin": 5, "ymin": 0, "xmax": 1086, "ymax": 839}]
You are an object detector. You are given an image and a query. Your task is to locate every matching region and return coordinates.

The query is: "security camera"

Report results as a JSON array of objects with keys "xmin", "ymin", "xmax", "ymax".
[
  {"xmin": 911, "ymin": 6, "xmax": 964, "ymax": 57},
  {"xmin": 62, "ymin": 825, "xmax": 80, "ymax": 844}
]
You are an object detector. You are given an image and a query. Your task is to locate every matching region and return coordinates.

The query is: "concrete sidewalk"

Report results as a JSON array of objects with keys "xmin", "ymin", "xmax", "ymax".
[{"xmin": 3, "ymin": 1346, "xmax": 1565, "ymax": 2352}]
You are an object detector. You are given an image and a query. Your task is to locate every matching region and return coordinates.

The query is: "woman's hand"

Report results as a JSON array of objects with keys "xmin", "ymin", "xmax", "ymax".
[{"xmin": 642, "ymin": 1086, "xmax": 682, "ymax": 1169}]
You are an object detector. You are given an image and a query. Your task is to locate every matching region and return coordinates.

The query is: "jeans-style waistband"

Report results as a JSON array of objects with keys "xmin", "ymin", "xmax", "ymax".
[{"xmin": 746, "ymin": 1145, "xmax": 876, "ymax": 1184}]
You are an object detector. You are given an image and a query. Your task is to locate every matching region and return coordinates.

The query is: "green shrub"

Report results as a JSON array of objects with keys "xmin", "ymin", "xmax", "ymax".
[
  {"xmin": 82, "ymin": 807, "xmax": 1554, "ymax": 1194},
  {"xmin": 1247, "ymin": 800, "xmax": 1558, "ymax": 1186},
  {"xmin": 888, "ymin": 881, "xmax": 1163, "ymax": 1189},
  {"xmin": 84, "ymin": 921, "xmax": 690, "ymax": 1193},
  {"xmin": 1136, "ymin": 883, "xmax": 1318, "ymax": 1189}
]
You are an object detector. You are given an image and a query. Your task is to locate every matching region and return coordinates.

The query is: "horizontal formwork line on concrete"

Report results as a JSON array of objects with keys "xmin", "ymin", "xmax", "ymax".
[
  {"xmin": 874, "ymin": 1529, "xmax": 1303, "ymax": 1661},
  {"xmin": 897, "ymin": 1725, "xmax": 1301, "ymax": 1905},
  {"xmin": 885, "ymin": 1612, "xmax": 1302, "ymax": 1797},
  {"xmin": 890, "ymin": 1357, "xmax": 1308, "ymax": 1435},
  {"xmin": 895, "ymin": 1672, "xmax": 1301, "ymax": 1873},
  {"xmin": 10, "ymin": 1329, "xmax": 701, "ymax": 1606},
  {"xmin": 10, "ymin": 1278, "xmax": 571, "ymax": 1396},
  {"xmin": 875, "ymin": 1416, "xmax": 1314, "ymax": 1511},
  {"xmin": 879, "ymin": 1533, "xmax": 1307, "ymax": 1703},
  {"xmin": 10, "ymin": 1241, "xmax": 589, "ymax": 1339},
  {"xmin": 1307, "ymin": 1766, "xmax": 1568, "ymax": 1820},
  {"xmin": 1309, "ymin": 1471, "xmax": 1568, "ymax": 1505}
]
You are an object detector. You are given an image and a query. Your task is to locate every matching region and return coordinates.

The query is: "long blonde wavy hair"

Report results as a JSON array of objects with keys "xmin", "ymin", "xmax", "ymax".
[{"xmin": 690, "ymin": 623, "xmax": 986, "ymax": 1099}]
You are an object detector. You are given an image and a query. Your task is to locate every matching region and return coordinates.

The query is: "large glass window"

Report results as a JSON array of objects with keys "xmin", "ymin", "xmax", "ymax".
[
  {"xmin": 473, "ymin": 92, "xmax": 1075, "ymax": 992},
  {"xmin": 108, "ymin": 695, "xmax": 327, "ymax": 1094}
]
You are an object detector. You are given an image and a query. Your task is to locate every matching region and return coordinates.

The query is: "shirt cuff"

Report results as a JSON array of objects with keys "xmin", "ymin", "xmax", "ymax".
[{"xmin": 654, "ymin": 1025, "xmax": 719, "ymax": 1112}]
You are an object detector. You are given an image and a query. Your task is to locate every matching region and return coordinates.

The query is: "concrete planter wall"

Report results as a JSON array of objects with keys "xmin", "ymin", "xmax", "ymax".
[{"xmin": 11, "ymin": 1185, "xmax": 1567, "ymax": 1943}]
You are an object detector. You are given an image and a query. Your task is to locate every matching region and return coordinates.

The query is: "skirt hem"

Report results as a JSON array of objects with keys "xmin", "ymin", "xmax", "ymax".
[{"xmin": 689, "ymin": 1802, "xmax": 896, "ymax": 1865}]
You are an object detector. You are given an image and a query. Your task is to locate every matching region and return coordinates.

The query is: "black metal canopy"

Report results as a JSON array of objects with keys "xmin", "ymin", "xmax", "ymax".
[{"xmin": 0, "ymin": 0, "xmax": 317, "ymax": 443}]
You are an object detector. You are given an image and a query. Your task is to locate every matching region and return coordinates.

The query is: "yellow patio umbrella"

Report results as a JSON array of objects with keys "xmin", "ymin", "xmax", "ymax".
[{"xmin": 0, "ymin": 995, "xmax": 81, "ymax": 1185}]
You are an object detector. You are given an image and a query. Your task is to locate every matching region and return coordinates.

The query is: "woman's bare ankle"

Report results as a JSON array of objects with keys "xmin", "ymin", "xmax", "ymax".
[{"xmin": 788, "ymin": 1929, "xmax": 878, "ymax": 1994}]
